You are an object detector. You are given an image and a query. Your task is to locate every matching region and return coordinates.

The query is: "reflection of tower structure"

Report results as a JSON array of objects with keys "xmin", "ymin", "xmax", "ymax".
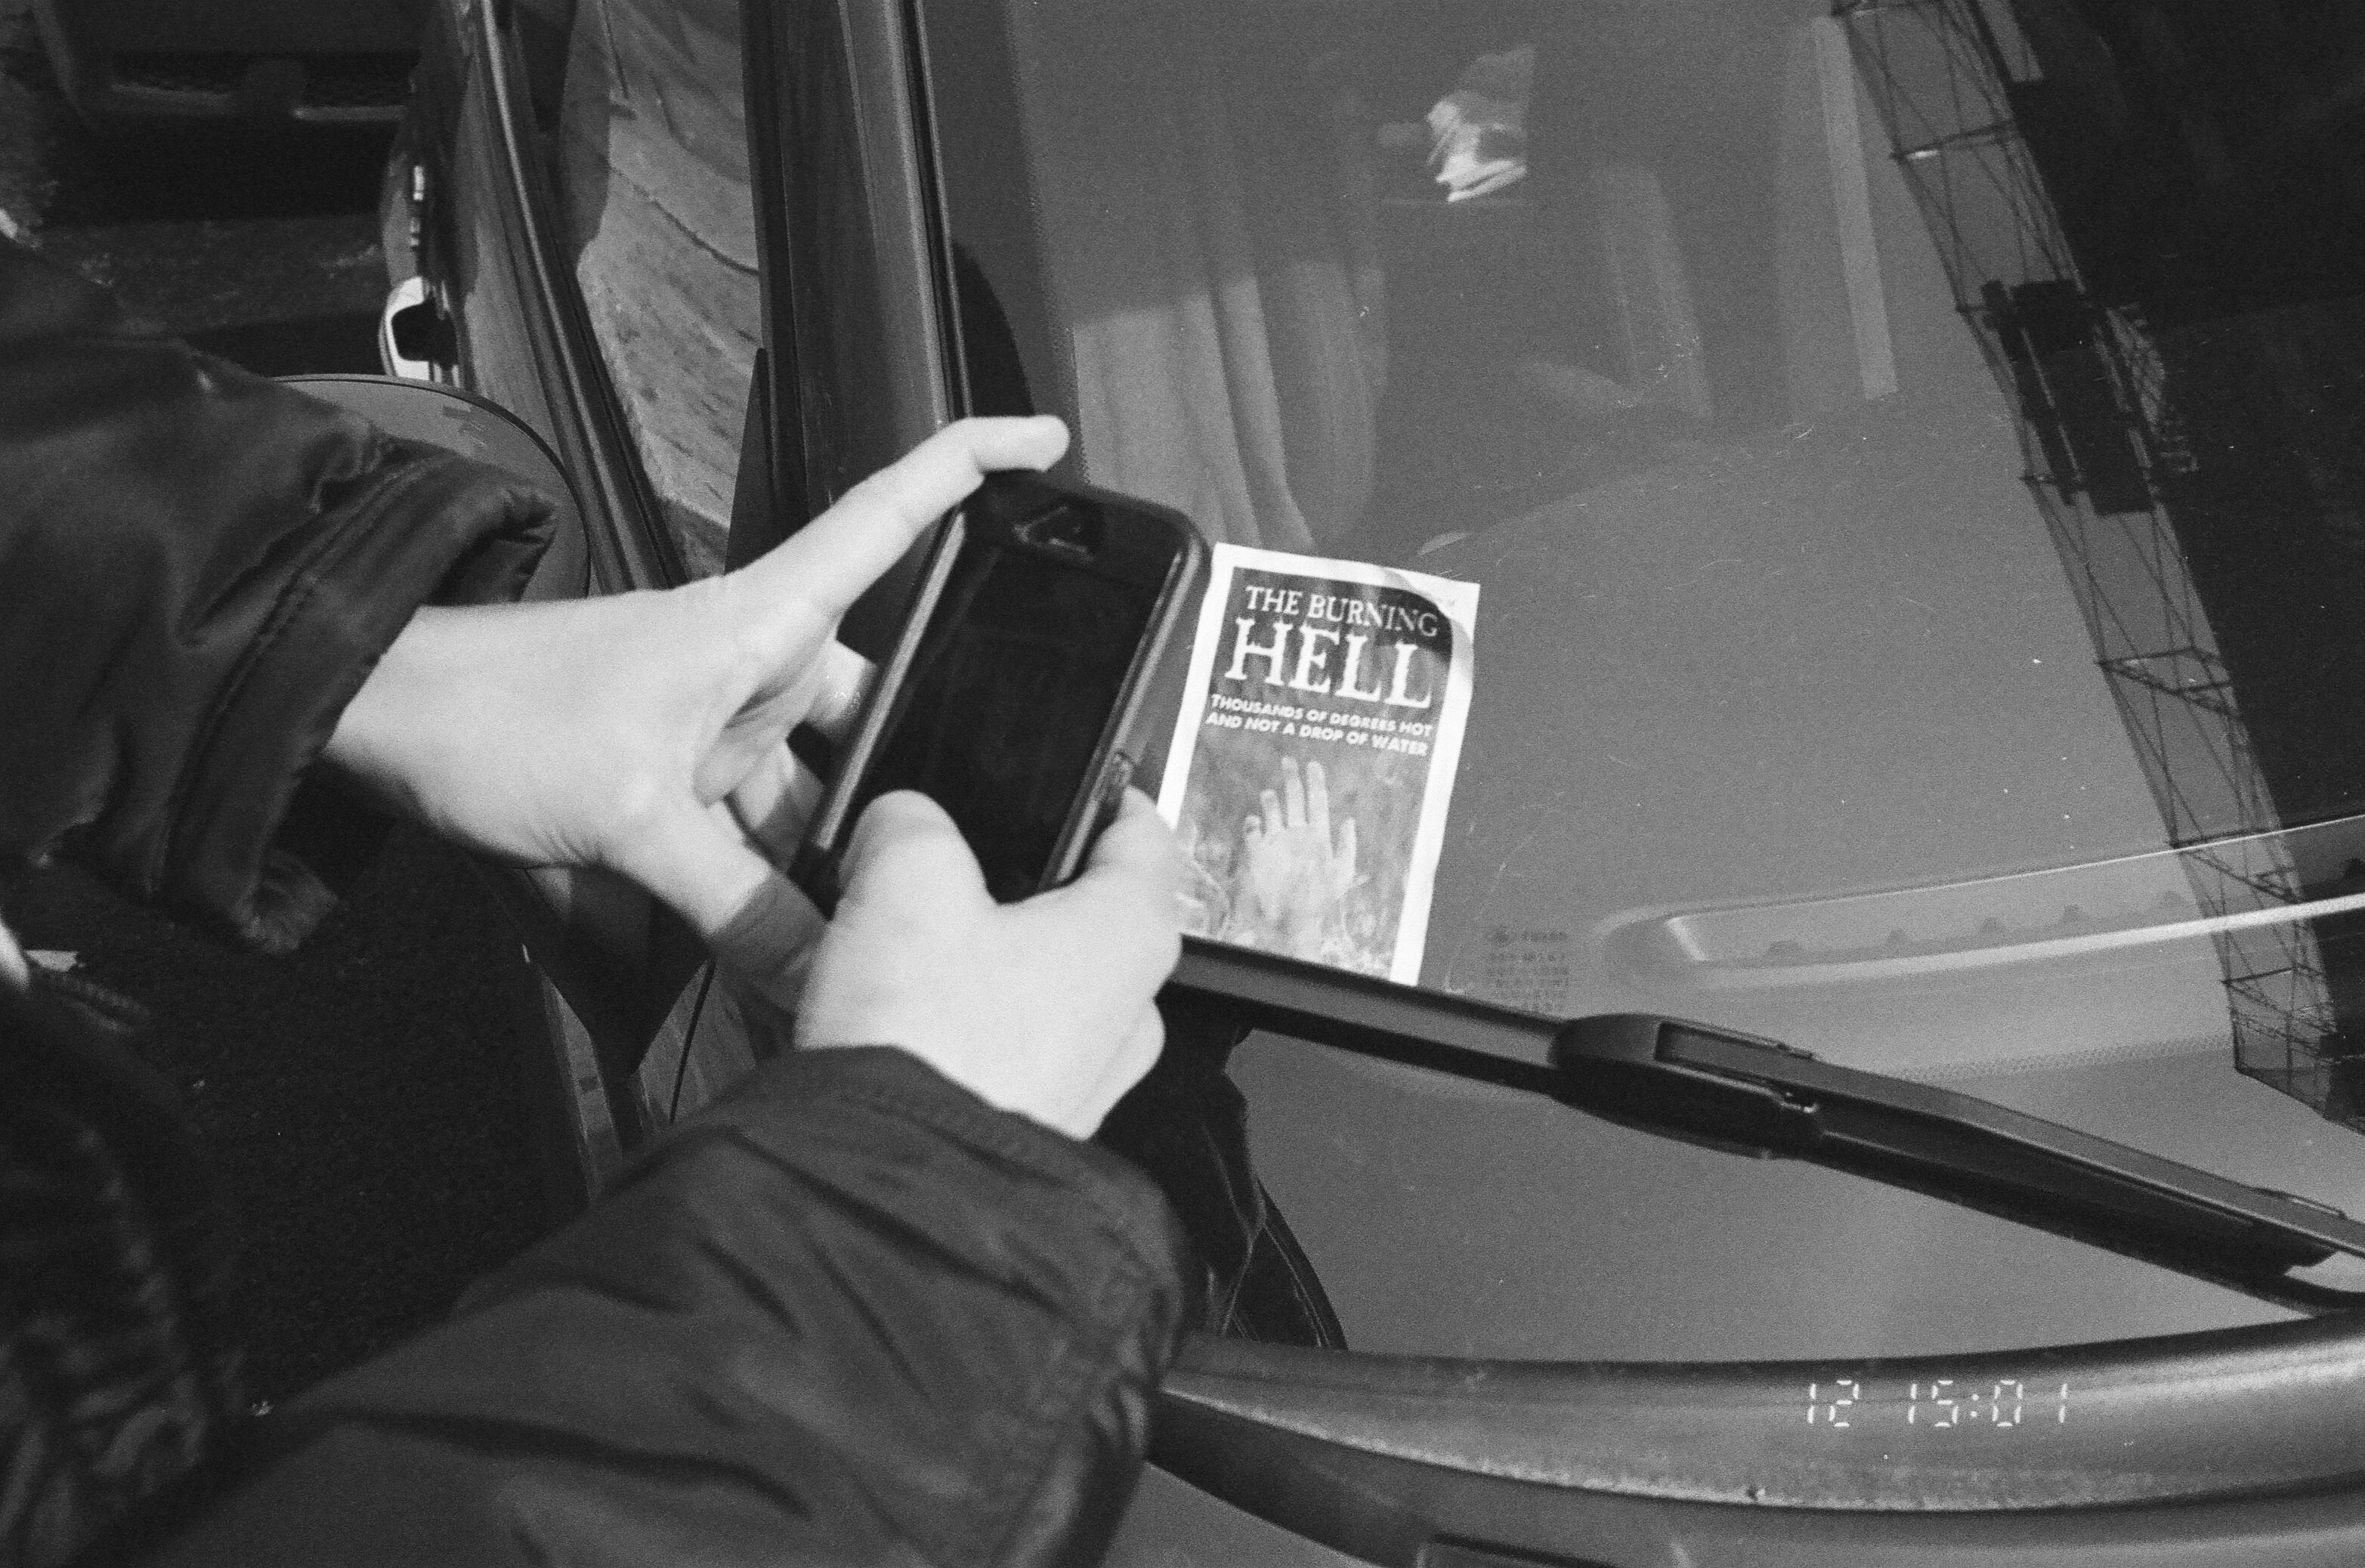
[{"xmin": 1836, "ymin": 0, "xmax": 2351, "ymax": 1120}]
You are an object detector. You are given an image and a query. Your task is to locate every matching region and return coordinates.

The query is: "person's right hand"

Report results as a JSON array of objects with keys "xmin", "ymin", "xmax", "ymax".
[
  {"xmin": 325, "ymin": 416, "xmax": 1069, "ymax": 948},
  {"xmin": 793, "ymin": 787, "xmax": 1182, "ymax": 1140}
]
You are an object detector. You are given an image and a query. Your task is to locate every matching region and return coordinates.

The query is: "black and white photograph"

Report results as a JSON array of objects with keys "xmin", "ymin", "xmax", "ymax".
[{"xmin": 13, "ymin": 0, "xmax": 2365, "ymax": 1563}]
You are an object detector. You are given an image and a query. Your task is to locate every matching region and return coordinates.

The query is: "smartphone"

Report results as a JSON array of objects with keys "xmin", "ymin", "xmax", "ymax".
[{"xmin": 792, "ymin": 471, "xmax": 1206, "ymax": 911}]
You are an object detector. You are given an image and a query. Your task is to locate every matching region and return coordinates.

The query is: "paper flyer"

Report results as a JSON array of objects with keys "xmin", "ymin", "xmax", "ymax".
[{"xmin": 1157, "ymin": 543, "xmax": 1480, "ymax": 982}]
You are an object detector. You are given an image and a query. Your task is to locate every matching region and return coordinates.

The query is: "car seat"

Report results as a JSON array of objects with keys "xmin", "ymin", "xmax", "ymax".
[{"xmin": 1006, "ymin": 0, "xmax": 1380, "ymax": 553}]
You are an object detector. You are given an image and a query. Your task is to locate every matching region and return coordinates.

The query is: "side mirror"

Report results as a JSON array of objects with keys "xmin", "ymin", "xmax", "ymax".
[{"xmin": 279, "ymin": 373, "xmax": 590, "ymax": 602}]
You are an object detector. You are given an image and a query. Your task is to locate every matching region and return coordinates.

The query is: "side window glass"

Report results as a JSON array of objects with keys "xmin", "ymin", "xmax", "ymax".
[
  {"xmin": 512, "ymin": 0, "xmax": 575, "ymax": 136},
  {"xmin": 555, "ymin": 0, "xmax": 759, "ymax": 579}
]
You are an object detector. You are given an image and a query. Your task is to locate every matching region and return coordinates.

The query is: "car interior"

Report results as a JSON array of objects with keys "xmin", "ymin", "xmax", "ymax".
[
  {"xmin": 425, "ymin": 0, "xmax": 2365, "ymax": 1554},
  {"xmin": 524, "ymin": 0, "xmax": 2365, "ymax": 1365},
  {"xmin": 909, "ymin": 0, "xmax": 2365, "ymax": 1365},
  {"xmin": 994, "ymin": 0, "xmax": 1980, "ymax": 563}
]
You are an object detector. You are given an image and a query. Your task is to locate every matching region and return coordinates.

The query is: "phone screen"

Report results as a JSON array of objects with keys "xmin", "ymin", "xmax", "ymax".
[{"xmin": 853, "ymin": 529, "xmax": 1157, "ymax": 901}]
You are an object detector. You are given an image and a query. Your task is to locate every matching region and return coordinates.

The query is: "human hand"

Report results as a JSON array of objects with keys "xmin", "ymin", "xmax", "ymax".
[
  {"xmin": 324, "ymin": 416, "xmax": 1071, "ymax": 945},
  {"xmin": 1232, "ymin": 756, "xmax": 1358, "ymax": 959},
  {"xmin": 793, "ymin": 788, "xmax": 1181, "ymax": 1139}
]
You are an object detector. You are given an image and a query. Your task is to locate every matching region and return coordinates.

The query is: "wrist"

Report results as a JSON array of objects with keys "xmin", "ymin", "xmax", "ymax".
[{"xmin": 321, "ymin": 607, "xmax": 462, "ymax": 813}]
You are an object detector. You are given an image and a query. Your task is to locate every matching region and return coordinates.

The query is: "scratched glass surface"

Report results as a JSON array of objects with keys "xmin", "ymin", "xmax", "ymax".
[{"xmin": 924, "ymin": 0, "xmax": 2365, "ymax": 1359}]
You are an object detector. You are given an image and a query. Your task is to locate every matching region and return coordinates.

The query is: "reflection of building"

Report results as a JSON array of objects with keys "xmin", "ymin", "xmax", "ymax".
[{"xmin": 1839, "ymin": 0, "xmax": 2365, "ymax": 1123}]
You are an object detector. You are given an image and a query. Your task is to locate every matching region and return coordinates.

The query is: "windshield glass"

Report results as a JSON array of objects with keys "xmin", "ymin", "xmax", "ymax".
[{"xmin": 919, "ymin": 0, "xmax": 2365, "ymax": 1359}]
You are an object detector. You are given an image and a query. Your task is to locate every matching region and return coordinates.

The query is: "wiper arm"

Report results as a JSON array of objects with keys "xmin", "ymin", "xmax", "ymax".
[
  {"xmin": 1167, "ymin": 945, "xmax": 2365, "ymax": 1312},
  {"xmin": 1556, "ymin": 1013, "xmax": 2365, "ymax": 1314}
]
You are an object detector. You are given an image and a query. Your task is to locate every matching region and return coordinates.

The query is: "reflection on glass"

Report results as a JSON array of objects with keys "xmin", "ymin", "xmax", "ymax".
[
  {"xmin": 555, "ymin": 0, "xmax": 758, "ymax": 578},
  {"xmin": 928, "ymin": 0, "xmax": 2365, "ymax": 1359},
  {"xmin": 1832, "ymin": 0, "xmax": 2365, "ymax": 1128}
]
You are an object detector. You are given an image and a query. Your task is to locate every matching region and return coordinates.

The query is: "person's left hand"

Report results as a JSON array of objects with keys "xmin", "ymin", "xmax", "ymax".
[
  {"xmin": 795, "ymin": 787, "xmax": 1182, "ymax": 1138},
  {"xmin": 324, "ymin": 416, "xmax": 1071, "ymax": 945}
]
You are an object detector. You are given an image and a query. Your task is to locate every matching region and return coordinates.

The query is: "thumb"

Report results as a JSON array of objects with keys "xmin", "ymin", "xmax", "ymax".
[{"xmin": 839, "ymin": 790, "xmax": 991, "ymax": 908}]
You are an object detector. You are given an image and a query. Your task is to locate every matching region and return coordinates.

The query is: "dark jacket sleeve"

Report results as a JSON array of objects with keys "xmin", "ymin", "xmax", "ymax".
[
  {"xmin": 0, "ymin": 237, "xmax": 553, "ymax": 951},
  {"xmin": 151, "ymin": 1046, "xmax": 1195, "ymax": 1567}
]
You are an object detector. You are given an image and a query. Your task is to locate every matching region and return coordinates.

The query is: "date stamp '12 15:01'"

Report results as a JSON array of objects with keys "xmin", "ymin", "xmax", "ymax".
[{"xmin": 1807, "ymin": 1379, "xmax": 2071, "ymax": 1428}]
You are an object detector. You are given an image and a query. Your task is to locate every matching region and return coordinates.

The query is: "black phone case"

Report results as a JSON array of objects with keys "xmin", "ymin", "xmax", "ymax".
[{"xmin": 790, "ymin": 473, "xmax": 1208, "ymax": 914}]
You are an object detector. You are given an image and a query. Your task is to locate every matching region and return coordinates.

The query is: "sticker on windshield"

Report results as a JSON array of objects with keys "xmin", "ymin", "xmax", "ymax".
[{"xmin": 1157, "ymin": 544, "xmax": 1479, "ymax": 982}]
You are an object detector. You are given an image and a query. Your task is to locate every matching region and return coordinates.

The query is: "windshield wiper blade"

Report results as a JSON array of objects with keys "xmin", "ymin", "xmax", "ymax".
[
  {"xmin": 1555, "ymin": 1013, "xmax": 2365, "ymax": 1314},
  {"xmin": 1166, "ymin": 947, "xmax": 2365, "ymax": 1311}
]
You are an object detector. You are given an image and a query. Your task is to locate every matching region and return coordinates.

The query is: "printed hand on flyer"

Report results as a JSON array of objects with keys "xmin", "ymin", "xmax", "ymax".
[{"xmin": 1233, "ymin": 756, "xmax": 1359, "ymax": 960}]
